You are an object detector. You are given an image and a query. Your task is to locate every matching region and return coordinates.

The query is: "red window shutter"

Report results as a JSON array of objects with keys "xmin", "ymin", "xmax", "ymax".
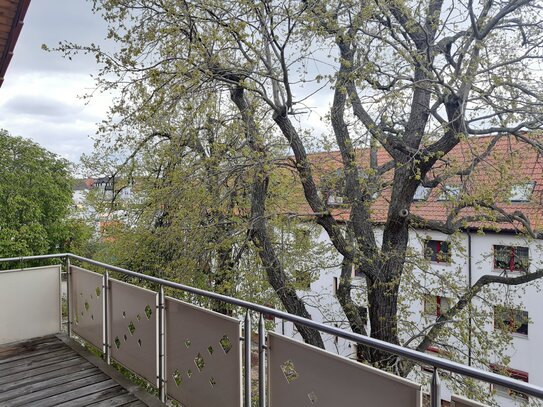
[{"xmin": 509, "ymin": 247, "xmax": 515, "ymax": 272}]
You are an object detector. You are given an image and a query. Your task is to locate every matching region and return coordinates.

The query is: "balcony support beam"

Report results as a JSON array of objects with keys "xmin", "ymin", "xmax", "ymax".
[
  {"xmin": 431, "ymin": 367, "xmax": 441, "ymax": 407},
  {"xmin": 158, "ymin": 286, "xmax": 166, "ymax": 403},
  {"xmin": 66, "ymin": 257, "xmax": 72, "ymax": 338},
  {"xmin": 258, "ymin": 313, "xmax": 266, "ymax": 407},
  {"xmin": 104, "ymin": 271, "xmax": 110, "ymax": 365},
  {"xmin": 244, "ymin": 310, "xmax": 252, "ymax": 407}
]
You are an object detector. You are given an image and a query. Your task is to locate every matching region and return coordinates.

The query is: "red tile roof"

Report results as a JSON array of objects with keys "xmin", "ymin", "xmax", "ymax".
[{"xmin": 292, "ymin": 134, "xmax": 543, "ymax": 234}]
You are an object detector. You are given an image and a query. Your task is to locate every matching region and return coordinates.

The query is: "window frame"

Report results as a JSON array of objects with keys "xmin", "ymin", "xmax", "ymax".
[
  {"xmin": 493, "ymin": 245, "xmax": 529, "ymax": 272},
  {"xmin": 413, "ymin": 185, "xmax": 432, "ymax": 201},
  {"xmin": 423, "ymin": 295, "xmax": 451, "ymax": 318},
  {"xmin": 421, "ymin": 346, "xmax": 454, "ymax": 373},
  {"xmin": 437, "ymin": 185, "xmax": 461, "ymax": 201},
  {"xmin": 352, "ymin": 263, "xmax": 364, "ymax": 278},
  {"xmin": 263, "ymin": 304, "xmax": 276, "ymax": 322},
  {"xmin": 424, "ymin": 240, "xmax": 451, "ymax": 263},
  {"xmin": 294, "ymin": 268, "xmax": 312, "ymax": 290},
  {"xmin": 510, "ymin": 182, "xmax": 535, "ymax": 202},
  {"xmin": 490, "ymin": 364, "xmax": 529, "ymax": 401},
  {"xmin": 326, "ymin": 190, "xmax": 345, "ymax": 206},
  {"xmin": 493, "ymin": 306, "xmax": 529, "ymax": 337}
]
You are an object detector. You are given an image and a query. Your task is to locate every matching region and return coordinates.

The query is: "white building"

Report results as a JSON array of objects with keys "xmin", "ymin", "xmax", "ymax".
[
  {"xmin": 276, "ymin": 135, "xmax": 543, "ymax": 406},
  {"xmin": 72, "ymin": 176, "xmax": 138, "ymax": 236}
]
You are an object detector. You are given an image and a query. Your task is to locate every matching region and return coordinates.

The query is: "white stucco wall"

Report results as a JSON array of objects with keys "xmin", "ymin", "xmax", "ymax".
[{"xmin": 275, "ymin": 225, "xmax": 543, "ymax": 406}]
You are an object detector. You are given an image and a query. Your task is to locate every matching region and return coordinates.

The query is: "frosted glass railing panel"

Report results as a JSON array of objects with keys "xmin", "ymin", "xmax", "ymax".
[
  {"xmin": 109, "ymin": 278, "xmax": 158, "ymax": 385},
  {"xmin": 0, "ymin": 265, "xmax": 61, "ymax": 344},
  {"xmin": 268, "ymin": 332, "xmax": 422, "ymax": 406},
  {"xmin": 165, "ymin": 297, "xmax": 242, "ymax": 407},
  {"xmin": 70, "ymin": 266, "xmax": 104, "ymax": 350}
]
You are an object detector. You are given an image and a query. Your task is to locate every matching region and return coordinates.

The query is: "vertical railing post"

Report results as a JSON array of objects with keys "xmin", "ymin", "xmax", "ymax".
[
  {"xmin": 104, "ymin": 270, "xmax": 110, "ymax": 365},
  {"xmin": 158, "ymin": 286, "xmax": 166, "ymax": 403},
  {"xmin": 258, "ymin": 313, "xmax": 266, "ymax": 407},
  {"xmin": 66, "ymin": 256, "xmax": 72, "ymax": 338},
  {"xmin": 244, "ymin": 310, "xmax": 252, "ymax": 407},
  {"xmin": 431, "ymin": 367, "xmax": 441, "ymax": 407}
]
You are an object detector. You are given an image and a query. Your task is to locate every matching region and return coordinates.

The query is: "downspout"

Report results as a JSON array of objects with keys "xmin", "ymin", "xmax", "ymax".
[{"xmin": 468, "ymin": 231, "xmax": 472, "ymax": 367}]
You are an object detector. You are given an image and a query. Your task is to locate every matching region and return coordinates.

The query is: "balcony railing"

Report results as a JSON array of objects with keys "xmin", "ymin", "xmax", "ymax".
[{"xmin": 1, "ymin": 253, "xmax": 543, "ymax": 407}]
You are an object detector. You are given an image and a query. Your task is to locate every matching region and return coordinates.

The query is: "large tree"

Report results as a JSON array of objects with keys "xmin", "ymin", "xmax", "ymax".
[
  {"xmin": 0, "ymin": 130, "xmax": 84, "ymax": 258},
  {"xmin": 56, "ymin": 0, "xmax": 543, "ymax": 377},
  {"xmin": 81, "ymin": 90, "xmax": 333, "ymax": 316}
]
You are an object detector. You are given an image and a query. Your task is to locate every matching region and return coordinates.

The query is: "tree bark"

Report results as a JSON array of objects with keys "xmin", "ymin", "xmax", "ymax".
[{"xmin": 230, "ymin": 86, "xmax": 325, "ymax": 348}]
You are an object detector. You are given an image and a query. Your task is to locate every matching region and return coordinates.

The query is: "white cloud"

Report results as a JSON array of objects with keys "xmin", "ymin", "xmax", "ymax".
[
  {"xmin": 0, "ymin": 0, "xmax": 111, "ymax": 165},
  {"xmin": 0, "ymin": 71, "xmax": 111, "ymax": 163}
]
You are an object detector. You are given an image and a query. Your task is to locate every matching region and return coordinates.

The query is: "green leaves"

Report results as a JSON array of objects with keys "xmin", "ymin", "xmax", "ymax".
[{"xmin": 0, "ymin": 130, "xmax": 76, "ymax": 258}]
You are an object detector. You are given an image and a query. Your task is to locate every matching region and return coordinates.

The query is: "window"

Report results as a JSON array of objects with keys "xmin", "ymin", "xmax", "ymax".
[
  {"xmin": 494, "ymin": 245, "xmax": 529, "ymax": 272},
  {"xmin": 263, "ymin": 304, "xmax": 275, "ymax": 321},
  {"xmin": 510, "ymin": 182, "xmax": 535, "ymax": 202},
  {"xmin": 421, "ymin": 346, "xmax": 450, "ymax": 373},
  {"xmin": 424, "ymin": 240, "xmax": 451, "ymax": 263},
  {"xmin": 327, "ymin": 191, "xmax": 345, "ymax": 206},
  {"xmin": 357, "ymin": 166, "xmax": 368, "ymax": 179},
  {"xmin": 413, "ymin": 185, "xmax": 432, "ymax": 201},
  {"xmin": 437, "ymin": 185, "xmax": 461, "ymax": 201},
  {"xmin": 295, "ymin": 269, "xmax": 311, "ymax": 289},
  {"xmin": 352, "ymin": 263, "xmax": 365, "ymax": 278},
  {"xmin": 424, "ymin": 295, "xmax": 451, "ymax": 317},
  {"xmin": 494, "ymin": 306, "xmax": 528, "ymax": 336},
  {"xmin": 322, "ymin": 169, "xmax": 346, "ymax": 206},
  {"xmin": 490, "ymin": 365, "xmax": 529, "ymax": 400}
]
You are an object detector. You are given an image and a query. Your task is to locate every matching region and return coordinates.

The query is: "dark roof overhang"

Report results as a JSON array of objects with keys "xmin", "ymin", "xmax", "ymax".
[{"xmin": 0, "ymin": 0, "xmax": 31, "ymax": 88}]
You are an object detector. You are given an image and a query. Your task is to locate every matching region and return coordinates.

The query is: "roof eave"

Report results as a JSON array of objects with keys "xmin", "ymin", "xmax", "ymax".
[{"xmin": 0, "ymin": 0, "xmax": 31, "ymax": 88}]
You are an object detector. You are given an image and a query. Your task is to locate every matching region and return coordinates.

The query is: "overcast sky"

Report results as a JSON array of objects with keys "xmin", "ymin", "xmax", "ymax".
[
  {"xmin": 0, "ymin": 0, "xmax": 112, "ymax": 166},
  {"xmin": 0, "ymin": 0, "xmax": 334, "ymax": 169}
]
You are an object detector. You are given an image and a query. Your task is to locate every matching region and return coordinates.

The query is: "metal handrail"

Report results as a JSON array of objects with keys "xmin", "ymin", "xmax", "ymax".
[{"xmin": 3, "ymin": 252, "xmax": 543, "ymax": 401}]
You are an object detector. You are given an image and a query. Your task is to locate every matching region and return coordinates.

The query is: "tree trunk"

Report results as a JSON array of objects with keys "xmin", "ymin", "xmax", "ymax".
[{"xmin": 230, "ymin": 86, "xmax": 325, "ymax": 348}]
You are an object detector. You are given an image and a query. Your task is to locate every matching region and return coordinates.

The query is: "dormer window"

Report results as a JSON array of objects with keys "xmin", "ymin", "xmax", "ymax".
[
  {"xmin": 413, "ymin": 185, "xmax": 432, "ymax": 201},
  {"xmin": 327, "ymin": 191, "xmax": 345, "ymax": 206},
  {"xmin": 357, "ymin": 166, "xmax": 369, "ymax": 179},
  {"xmin": 510, "ymin": 182, "xmax": 535, "ymax": 202},
  {"xmin": 437, "ymin": 185, "xmax": 461, "ymax": 201}
]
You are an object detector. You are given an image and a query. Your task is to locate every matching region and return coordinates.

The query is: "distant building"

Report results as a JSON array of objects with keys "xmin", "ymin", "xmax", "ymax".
[
  {"xmin": 277, "ymin": 135, "xmax": 543, "ymax": 406},
  {"xmin": 72, "ymin": 175, "xmax": 135, "ymax": 237}
]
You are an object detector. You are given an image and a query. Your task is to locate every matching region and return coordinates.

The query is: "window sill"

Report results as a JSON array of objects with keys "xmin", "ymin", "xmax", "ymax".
[
  {"xmin": 494, "ymin": 329, "xmax": 529, "ymax": 339},
  {"xmin": 511, "ymin": 332, "xmax": 529, "ymax": 340},
  {"xmin": 492, "ymin": 269, "xmax": 527, "ymax": 274},
  {"xmin": 493, "ymin": 390, "xmax": 529, "ymax": 402}
]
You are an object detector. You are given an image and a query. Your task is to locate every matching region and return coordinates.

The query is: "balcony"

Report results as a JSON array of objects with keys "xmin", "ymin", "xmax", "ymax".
[{"xmin": 1, "ymin": 253, "xmax": 542, "ymax": 407}]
